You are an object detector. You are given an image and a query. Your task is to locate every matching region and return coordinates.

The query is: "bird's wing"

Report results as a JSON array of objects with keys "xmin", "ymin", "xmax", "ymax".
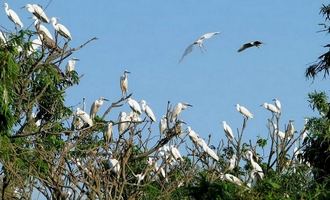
[
  {"xmin": 199, "ymin": 32, "xmax": 220, "ymax": 40},
  {"xmin": 237, "ymin": 43, "xmax": 253, "ymax": 52},
  {"xmin": 179, "ymin": 43, "xmax": 195, "ymax": 63}
]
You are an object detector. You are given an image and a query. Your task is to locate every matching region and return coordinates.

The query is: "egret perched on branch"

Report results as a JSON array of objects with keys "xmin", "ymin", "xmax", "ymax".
[
  {"xmin": 246, "ymin": 150, "xmax": 264, "ymax": 179},
  {"xmin": 228, "ymin": 154, "xmax": 237, "ymax": 171},
  {"xmin": 33, "ymin": 17, "xmax": 53, "ymax": 40},
  {"xmin": 286, "ymin": 120, "xmax": 295, "ymax": 138},
  {"xmin": 171, "ymin": 102, "xmax": 192, "ymax": 122},
  {"xmin": 120, "ymin": 70, "xmax": 130, "ymax": 97},
  {"xmin": 140, "ymin": 100, "xmax": 156, "ymax": 122},
  {"xmin": 104, "ymin": 122, "xmax": 113, "ymax": 144},
  {"xmin": 0, "ymin": 31, "xmax": 7, "ymax": 45},
  {"xmin": 66, "ymin": 58, "xmax": 79, "ymax": 73},
  {"xmin": 90, "ymin": 97, "xmax": 109, "ymax": 119},
  {"xmin": 108, "ymin": 158, "xmax": 120, "ymax": 174},
  {"xmin": 261, "ymin": 102, "xmax": 280, "ymax": 114},
  {"xmin": 237, "ymin": 41, "xmax": 263, "ymax": 52},
  {"xmin": 76, "ymin": 108, "xmax": 93, "ymax": 127},
  {"xmin": 179, "ymin": 32, "xmax": 220, "ymax": 63},
  {"xmin": 118, "ymin": 112, "xmax": 129, "ymax": 134},
  {"xmin": 221, "ymin": 173, "xmax": 243, "ymax": 186},
  {"xmin": 222, "ymin": 121, "xmax": 234, "ymax": 141},
  {"xmin": 236, "ymin": 104, "xmax": 253, "ymax": 119},
  {"xmin": 159, "ymin": 115, "xmax": 167, "ymax": 134},
  {"xmin": 25, "ymin": 4, "xmax": 49, "ymax": 23},
  {"xmin": 4, "ymin": 3, "xmax": 23, "ymax": 28},
  {"xmin": 170, "ymin": 145, "xmax": 184, "ymax": 161},
  {"xmin": 51, "ymin": 17, "xmax": 72, "ymax": 40},
  {"xmin": 272, "ymin": 98, "xmax": 281, "ymax": 113},
  {"xmin": 127, "ymin": 97, "xmax": 142, "ymax": 115}
]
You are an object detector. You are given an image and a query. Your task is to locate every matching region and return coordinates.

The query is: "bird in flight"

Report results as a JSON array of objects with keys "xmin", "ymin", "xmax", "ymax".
[
  {"xmin": 237, "ymin": 41, "xmax": 263, "ymax": 52},
  {"xmin": 179, "ymin": 32, "xmax": 220, "ymax": 63}
]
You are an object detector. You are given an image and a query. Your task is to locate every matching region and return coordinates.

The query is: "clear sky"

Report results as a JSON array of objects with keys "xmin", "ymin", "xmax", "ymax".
[{"xmin": 2, "ymin": 0, "xmax": 329, "ymax": 150}]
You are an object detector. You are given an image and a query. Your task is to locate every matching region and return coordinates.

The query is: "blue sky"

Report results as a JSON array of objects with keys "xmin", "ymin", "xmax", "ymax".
[{"xmin": 2, "ymin": 0, "xmax": 329, "ymax": 145}]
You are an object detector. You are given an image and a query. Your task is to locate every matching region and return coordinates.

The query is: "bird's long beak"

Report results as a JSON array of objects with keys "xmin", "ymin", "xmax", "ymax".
[
  {"xmin": 186, "ymin": 103, "xmax": 193, "ymax": 107},
  {"xmin": 20, "ymin": 6, "xmax": 26, "ymax": 9},
  {"xmin": 72, "ymin": 58, "xmax": 80, "ymax": 61},
  {"xmin": 104, "ymin": 98, "xmax": 109, "ymax": 101}
]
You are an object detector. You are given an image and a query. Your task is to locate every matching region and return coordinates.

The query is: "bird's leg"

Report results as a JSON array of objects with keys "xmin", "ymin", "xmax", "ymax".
[{"xmin": 198, "ymin": 44, "xmax": 205, "ymax": 53}]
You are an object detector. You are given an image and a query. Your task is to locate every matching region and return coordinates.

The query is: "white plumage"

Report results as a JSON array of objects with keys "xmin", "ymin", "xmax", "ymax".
[
  {"xmin": 120, "ymin": 70, "xmax": 130, "ymax": 97},
  {"xmin": 171, "ymin": 102, "xmax": 192, "ymax": 122},
  {"xmin": 104, "ymin": 122, "xmax": 113, "ymax": 144},
  {"xmin": 262, "ymin": 102, "xmax": 280, "ymax": 114},
  {"xmin": 246, "ymin": 150, "xmax": 264, "ymax": 179},
  {"xmin": 222, "ymin": 121, "xmax": 234, "ymax": 141},
  {"xmin": 127, "ymin": 97, "xmax": 142, "ymax": 115},
  {"xmin": 90, "ymin": 97, "xmax": 108, "ymax": 119},
  {"xmin": 51, "ymin": 17, "xmax": 72, "ymax": 40},
  {"xmin": 159, "ymin": 115, "xmax": 167, "ymax": 134},
  {"xmin": 76, "ymin": 108, "xmax": 93, "ymax": 127},
  {"xmin": 141, "ymin": 100, "xmax": 156, "ymax": 122},
  {"xmin": 4, "ymin": 3, "xmax": 23, "ymax": 28},
  {"xmin": 236, "ymin": 104, "xmax": 253, "ymax": 119}
]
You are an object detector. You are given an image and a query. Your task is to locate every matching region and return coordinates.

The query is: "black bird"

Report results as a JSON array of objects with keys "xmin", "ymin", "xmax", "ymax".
[{"xmin": 237, "ymin": 41, "xmax": 263, "ymax": 52}]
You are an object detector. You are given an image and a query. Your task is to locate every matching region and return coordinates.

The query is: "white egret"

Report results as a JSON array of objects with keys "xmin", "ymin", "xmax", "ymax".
[
  {"xmin": 272, "ymin": 98, "xmax": 281, "ymax": 112},
  {"xmin": 0, "ymin": 31, "xmax": 7, "ymax": 45},
  {"xmin": 128, "ymin": 111, "xmax": 141, "ymax": 122},
  {"xmin": 4, "ymin": 3, "xmax": 23, "ymax": 28},
  {"xmin": 170, "ymin": 145, "xmax": 184, "ymax": 161},
  {"xmin": 171, "ymin": 102, "xmax": 192, "ymax": 122},
  {"xmin": 33, "ymin": 17, "xmax": 53, "ymax": 41},
  {"xmin": 286, "ymin": 120, "xmax": 295, "ymax": 138},
  {"xmin": 246, "ymin": 150, "xmax": 264, "ymax": 179},
  {"xmin": 108, "ymin": 158, "xmax": 120, "ymax": 174},
  {"xmin": 228, "ymin": 154, "xmax": 237, "ymax": 171},
  {"xmin": 118, "ymin": 112, "xmax": 129, "ymax": 134},
  {"xmin": 25, "ymin": 4, "xmax": 49, "ymax": 23},
  {"xmin": 222, "ymin": 121, "xmax": 234, "ymax": 141},
  {"xmin": 179, "ymin": 32, "xmax": 220, "ymax": 63},
  {"xmin": 90, "ymin": 97, "xmax": 109, "ymax": 119},
  {"xmin": 76, "ymin": 108, "xmax": 93, "ymax": 127},
  {"xmin": 51, "ymin": 17, "xmax": 72, "ymax": 40},
  {"xmin": 237, "ymin": 41, "xmax": 263, "ymax": 52},
  {"xmin": 104, "ymin": 122, "xmax": 113, "ymax": 144},
  {"xmin": 66, "ymin": 58, "xmax": 79, "ymax": 73},
  {"xmin": 140, "ymin": 100, "xmax": 156, "ymax": 122},
  {"xmin": 120, "ymin": 70, "xmax": 130, "ymax": 97},
  {"xmin": 261, "ymin": 102, "xmax": 280, "ymax": 114},
  {"xmin": 134, "ymin": 173, "xmax": 146, "ymax": 184},
  {"xmin": 236, "ymin": 104, "xmax": 253, "ymax": 119},
  {"xmin": 127, "ymin": 97, "xmax": 142, "ymax": 115},
  {"xmin": 187, "ymin": 126, "xmax": 200, "ymax": 144},
  {"xmin": 204, "ymin": 145, "xmax": 219, "ymax": 161},
  {"xmin": 27, "ymin": 37, "xmax": 42, "ymax": 55},
  {"xmin": 159, "ymin": 115, "xmax": 167, "ymax": 134},
  {"xmin": 221, "ymin": 173, "xmax": 243, "ymax": 186}
]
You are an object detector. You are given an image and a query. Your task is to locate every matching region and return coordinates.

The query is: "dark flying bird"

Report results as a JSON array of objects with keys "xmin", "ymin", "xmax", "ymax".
[
  {"xmin": 237, "ymin": 41, "xmax": 263, "ymax": 52},
  {"xmin": 179, "ymin": 32, "xmax": 220, "ymax": 63}
]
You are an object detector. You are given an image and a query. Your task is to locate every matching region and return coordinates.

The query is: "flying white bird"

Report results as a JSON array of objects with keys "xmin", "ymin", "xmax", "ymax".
[
  {"xmin": 127, "ymin": 98, "xmax": 142, "ymax": 115},
  {"xmin": 237, "ymin": 41, "xmax": 263, "ymax": 52},
  {"xmin": 222, "ymin": 121, "xmax": 234, "ymax": 141},
  {"xmin": 171, "ymin": 102, "xmax": 192, "ymax": 122},
  {"xmin": 159, "ymin": 115, "xmax": 167, "ymax": 134},
  {"xmin": 104, "ymin": 122, "xmax": 113, "ymax": 144},
  {"xmin": 120, "ymin": 70, "xmax": 130, "ymax": 97},
  {"xmin": 51, "ymin": 17, "xmax": 72, "ymax": 40},
  {"xmin": 25, "ymin": 4, "xmax": 49, "ymax": 23},
  {"xmin": 236, "ymin": 104, "xmax": 253, "ymax": 119},
  {"xmin": 272, "ymin": 98, "xmax": 281, "ymax": 112},
  {"xmin": 76, "ymin": 108, "xmax": 93, "ymax": 127},
  {"xmin": 4, "ymin": 3, "xmax": 23, "ymax": 28},
  {"xmin": 170, "ymin": 145, "xmax": 184, "ymax": 161},
  {"xmin": 179, "ymin": 32, "xmax": 220, "ymax": 63},
  {"xmin": 66, "ymin": 58, "xmax": 79, "ymax": 73},
  {"xmin": 108, "ymin": 158, "xmax": 120, "ymax": 174},
  {"xmin": 90, "ymin": 97, "xmax": 109, "ymax": 119},
  {"xmin": 140, "ymin": 100, "xmax": 156, "ymax": 122},
  {"xmin": 118, "ymin": 112, "xmax": 129, "ymax": 134},
  {"xmin": 246, "ymin": 150, "xmax": 264, "ymax": 179},
  {"xmin": 261, "ymin": 102, "xmax": 280, "ymax": 114}
]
